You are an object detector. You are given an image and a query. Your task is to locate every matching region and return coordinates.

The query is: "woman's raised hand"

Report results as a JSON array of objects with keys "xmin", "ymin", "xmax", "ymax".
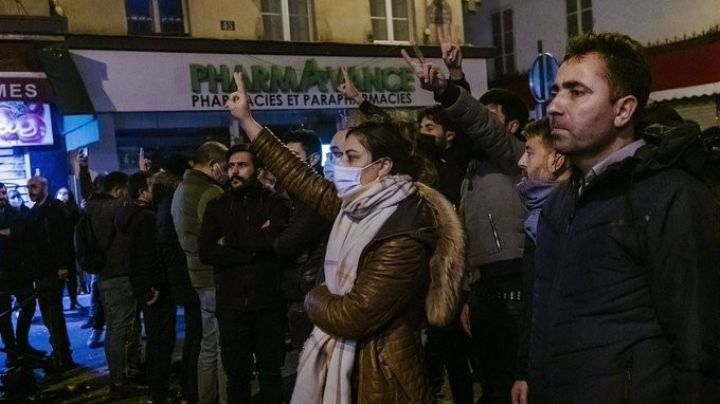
[{"xmin": 226, "ymin": 71, "xmax": 263, "ymax": 141}]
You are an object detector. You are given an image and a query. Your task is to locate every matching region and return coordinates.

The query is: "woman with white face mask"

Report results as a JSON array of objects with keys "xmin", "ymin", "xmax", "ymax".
[{"xmin": 226, "ymin": 73, "xmax": 465, "ymax": 404}]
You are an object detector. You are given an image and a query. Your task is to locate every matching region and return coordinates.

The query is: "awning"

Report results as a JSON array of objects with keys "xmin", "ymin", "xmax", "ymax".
[
  {"xmin": 36, "ymin": 43, "xmax": 94, "ymax": 114},
  {"xmin": 650, "ymin": 81, "xmax": 720, "ymax": 102}
]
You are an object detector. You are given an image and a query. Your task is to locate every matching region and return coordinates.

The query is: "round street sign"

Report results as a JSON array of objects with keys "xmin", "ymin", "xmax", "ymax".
[{"xmin": 529, "ymin": 53, "xmax": 559, "ymax": 103}]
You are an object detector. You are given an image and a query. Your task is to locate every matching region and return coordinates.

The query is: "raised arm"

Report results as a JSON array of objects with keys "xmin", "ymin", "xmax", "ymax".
[{"xmin": 226, "ymin": 72, "xmax": 341, "ymax": 221}]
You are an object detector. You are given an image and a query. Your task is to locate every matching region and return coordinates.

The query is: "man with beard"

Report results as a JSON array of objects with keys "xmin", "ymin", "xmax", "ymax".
[
  {"xmin": 24, "ymin": 176, "xmax": 74, "ymax": 371},
  {"xmin": 199, "ymin": 144, "xmax": 291, "ymax": 404}
]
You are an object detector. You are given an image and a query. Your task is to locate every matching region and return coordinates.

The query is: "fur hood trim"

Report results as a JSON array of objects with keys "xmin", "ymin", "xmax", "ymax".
[{"xmin": 417, "ymin": 183, "xmax": 465, "ymax": 327}]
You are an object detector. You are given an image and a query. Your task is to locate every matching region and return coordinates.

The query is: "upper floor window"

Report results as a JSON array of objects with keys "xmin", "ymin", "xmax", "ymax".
[
  {"xmin": 491, "ymin": 8, "xmax": 515, "ymax": 76},
  {"xmin": 126, "ymin": 0, "xmax": 187, "ymax": 35},
  {"xmin": 566, "ymin": 0, "xmax": 593, "ymax": 37},
  {"xmin": 370, "ymin": 0, "xmax": 414, "ymax": 44},
  {"xmin": 261, "ymin": 0, "xmax": 314, "ymax": 41}
]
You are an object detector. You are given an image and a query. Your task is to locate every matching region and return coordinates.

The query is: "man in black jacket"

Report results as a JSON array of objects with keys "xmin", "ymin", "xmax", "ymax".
[
  {"xmin": 115, "ymin": 172, "xmax": 175, "ymax": 403},
  {"xmin": 199, "ymin": 144, "xmax": 291, "ymax": 404},
  {"xmin": 530, "ymin": 33, "xmax": 720, "ymax": 403},
  {"xmin": 25, "ymin": 176, "xmax": 74, "ymax": 371}
]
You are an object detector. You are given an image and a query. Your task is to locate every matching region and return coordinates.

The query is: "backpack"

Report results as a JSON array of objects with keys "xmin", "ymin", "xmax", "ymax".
[{"xmin": 74, "ymin": 213, "xmax": 114, "ymax": 274}]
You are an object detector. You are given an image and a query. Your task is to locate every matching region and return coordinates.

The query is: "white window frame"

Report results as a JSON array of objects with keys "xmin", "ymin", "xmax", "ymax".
[
  {"xmin": 371, "ymin": 0, "xmax": 414, "ymax": 45},
  {"xmin": 261, "ymin": 0, "xmax": 315, "ymax": 42},
  {"xmin": 567, "ymin": 0, "xmax": 593, "ymax": 37}
]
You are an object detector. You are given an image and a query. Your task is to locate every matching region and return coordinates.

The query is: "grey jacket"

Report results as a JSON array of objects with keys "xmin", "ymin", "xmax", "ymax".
[
  {"xmin": 172, "ymin": 169, "xmax": 224, "ymax": 288},
  {"xmin": 438, "ymin": 83, "xmax": 527, "ymax": 281}
]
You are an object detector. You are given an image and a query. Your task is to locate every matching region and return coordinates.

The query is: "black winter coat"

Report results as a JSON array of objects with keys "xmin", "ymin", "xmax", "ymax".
[
  {"xmin": 198, "ymin": 184, "xmax": 291, "ymax": 312},
  {"xmin": 530, "ymin": 131, "xmax": 720, "ymax": 403},
  {"xmin": 26, "ymin": 198, "xmax": 72, "ymax": 279}
]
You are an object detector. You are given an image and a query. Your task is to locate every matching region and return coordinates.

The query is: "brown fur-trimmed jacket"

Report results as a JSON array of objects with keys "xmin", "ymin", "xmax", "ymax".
[{"xmin": 251, "ymin": 129, "xmax": 465, "ymax": 403}]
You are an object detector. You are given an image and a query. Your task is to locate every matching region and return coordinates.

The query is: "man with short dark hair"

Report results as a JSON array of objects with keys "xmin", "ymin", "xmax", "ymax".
[
  {"xmin": 24, "ymin": 176, "xmax": 74, "ymax": 372},
  {"xmin": 115, "ymin": 172, "xmax": 175, "ymax": 403},
  {"xmin": 199, "ymin": 144, "xmax": 291, "ymax": 404},
  {"xmin": 528, "ymin": 32, "xmax": 720, "ymax": 403},
  {"xmin": 172, "ymin": 141, "xmax": 228, "ymax": 404}
]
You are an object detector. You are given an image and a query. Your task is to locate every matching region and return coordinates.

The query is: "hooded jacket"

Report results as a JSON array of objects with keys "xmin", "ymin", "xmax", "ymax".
[
  {"xmin": 530, "ymin": 125, "xmax": 720, "ymax": 403},
  {"xmin": 114, "ymin": 201, "xmax": 167, "ymax": 302},
  {"xmin": 86, "ymin": 193, "xmax": 126, "ymax": 279},
  {"xmin": 251, "ymin": 129, "xmax": 465, "ymax": 403}
]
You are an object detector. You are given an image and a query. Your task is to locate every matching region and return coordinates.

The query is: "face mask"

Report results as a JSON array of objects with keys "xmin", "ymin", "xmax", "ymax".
[
  {"xmin": 323, "ymin": 161, "xmax": 334, "ymax": 181},
  {"xmin": 332, "ymin": 160, "xmax": 380, "ymax": 195}
]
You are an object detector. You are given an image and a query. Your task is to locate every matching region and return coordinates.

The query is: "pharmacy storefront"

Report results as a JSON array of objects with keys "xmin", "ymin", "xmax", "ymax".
[{"xmin": 68, "ymin": 37, "xmax": 490, "ymax": 173}]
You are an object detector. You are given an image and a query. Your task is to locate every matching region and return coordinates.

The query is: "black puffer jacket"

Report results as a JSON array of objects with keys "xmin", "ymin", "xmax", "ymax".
[
  {"xmin": 530, "ymin": 128, "xmax": 720, "ymax": 403},
  {"xmin": 198, "ymin": 183, "xmax": 291, "ymax": 312}
]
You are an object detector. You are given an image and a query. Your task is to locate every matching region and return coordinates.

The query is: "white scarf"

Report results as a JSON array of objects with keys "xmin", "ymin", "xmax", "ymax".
[{"xmin": 291, "ymin": 175, "xmax": 416, "ymax": 404}]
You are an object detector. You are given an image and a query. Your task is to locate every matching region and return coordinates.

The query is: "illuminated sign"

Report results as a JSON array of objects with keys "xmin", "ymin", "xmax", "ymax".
[{"xmin": 0, "ymin": 102, "xmax": 54, "ymax": 148}]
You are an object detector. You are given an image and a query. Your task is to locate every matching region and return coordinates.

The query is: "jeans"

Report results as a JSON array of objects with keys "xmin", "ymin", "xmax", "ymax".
[
  {"xmin": 217, "ymin": 306, "xmax": 285, "ymax": 404},
  {"xmin": 143, "ymin": 293, "xmax": 176, "ymax": 399},
  {"xmin": 99, "ymin": 276, "xmax": 138, "ymax": 386},
  {"xmin": 36, "ymin": 276, "xmax": 71, "ymax": 361},
  {"xmin": 0, "ymin": 278, "xmax": 35, "ymax": 354},
  {"xmin": 90, "ymin": 274, "xmax": 105, "ymax": 330},
  {"xmin": 196, "ymin": 287, "xmax": 227, "ymax": 404}
]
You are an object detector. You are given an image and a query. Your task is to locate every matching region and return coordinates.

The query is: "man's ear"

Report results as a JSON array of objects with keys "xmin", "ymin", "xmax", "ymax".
[
  {"xmin": 550, "ymin": 152, "xmax": 567, "ymax": 174},
  {"xmin": 507, "ymin": 120, "xmax": 520, "ymax": 135},
  {"xmin": 445, "ymin": 130, "xmax": 456, "ymax": 146},
  {"xmin": 308, "ymin": 152, "xmax": 321, "ymax": 167},
  {"xmin": 613, "ymin": 95, "xmax": 638, "ymax": 129}
]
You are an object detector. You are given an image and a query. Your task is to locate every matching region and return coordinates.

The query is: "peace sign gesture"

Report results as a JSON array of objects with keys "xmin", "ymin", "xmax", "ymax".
[
  {"xmin": 337, "ymin": 66, "xmax": 364, "ymax": 104},
  {"xmin": 226, "ymin": 71, "xmax": 263, "ymax": 141},
  {"xmin": 401, "ymin": 44, "xmax": 448, "ymax": 94},
  {"xmin": 438, "ymin": 25, "xmax": 464, "ymax": 80}
]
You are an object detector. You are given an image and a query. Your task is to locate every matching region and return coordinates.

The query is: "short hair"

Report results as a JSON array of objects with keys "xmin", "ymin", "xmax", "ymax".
[
  {"xmin": 565, "ymin": 32, "xmax": 650, "ymax": 117},
  {"xmin": 479, "ymin": 89, "xmax": 529, "ymax": 130},
  {"xmin": 283, "ymin": 129, "xmax": 322, "ymax": 159},
  {"xmin": 104, "ymin": 171, "xmax": 129, "ymax": 193},
  {"xmin": 0, "ymin": 182, "xmax": 5, "ymax": 189},
  {"xmin": 523, "ymin": 119, "xmax": 553, "ymax": 150},
  {"xmin": 128, "ymin": 171, "xmax": 150, "ymax": 200},
  {"xmin": 417, "ymin": 105, "xmax": 452, "ymax": 131},
  {"xmin": 193, "ymin": 141, "xmax": 228, "ymax": 167},
  {"xmin": 226, "ymin": 144, "xmax": 261, "ymax": 169},
  {"xmin": 162, "ymin": 153, "xmax": 193, "ymax": 177}
]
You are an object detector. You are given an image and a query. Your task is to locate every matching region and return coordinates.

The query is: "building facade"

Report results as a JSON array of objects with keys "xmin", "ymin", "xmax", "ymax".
[
  {"xmin": 463, "ymin": 0, "xmax": 720, "ymax": 128},
  {"xmin": 1, "ymin": 0, "xmax": 492, "ymax": 198}
]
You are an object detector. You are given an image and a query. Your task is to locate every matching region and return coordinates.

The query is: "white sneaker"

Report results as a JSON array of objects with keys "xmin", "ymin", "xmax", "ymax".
[{"xmin": 87, "ymin": 329, "xmax": 104, "ymax": 348}]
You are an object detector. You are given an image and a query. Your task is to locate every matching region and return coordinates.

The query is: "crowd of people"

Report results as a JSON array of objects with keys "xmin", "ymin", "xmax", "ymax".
[{"xmin": 1, "ymin": 31, "xmax": 720, "ymax": 404}]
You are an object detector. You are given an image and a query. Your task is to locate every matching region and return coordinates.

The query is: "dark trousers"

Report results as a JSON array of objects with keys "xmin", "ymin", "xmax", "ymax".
[
  {"xmin": 0, "ymin": 282, "xmax": 35, "ymax": 358},
  {"xmin": 60, "ymin": 268, "xmax": 78, "ymax": 306},
  {"xmin": 217, "ymin": 306, "xmax": 285, "ymax": 404},
  {"xmin": 427, "ymin": 321, "xmax": 474, "ymax": 404},
  {"xmin": 36, "ymin": 276, "xmax": 72, "ymax": 361},
  {"xmin": 143, "ymin": 294, "xmax": 177, "ymax": 400},
  {"xmin": 469, "ymin": 271, "xmax": 523, "ymax": 404},
  {"xmin": 181, "ymin": 301, "xmax": 202, "ymax": 403}
]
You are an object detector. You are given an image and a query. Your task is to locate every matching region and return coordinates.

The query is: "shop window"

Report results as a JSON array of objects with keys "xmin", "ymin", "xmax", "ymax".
[
  {"xmin": 491, "ymin": 8, "xmax": 515, "ymax": 76},
  {"xmin": 261, "ymin": 0, "xmax": 314, "ymax": 42},
  {"xmin": 566, "ymin": 0, "xmax": 593, "ymax": 38},
  {"xmin": 125, "ymin": 0, "xmax": 188, "ymax": 35},
  {"xmin": 370, "ymin": 0, "xmax": 414, "ymax": 44}
]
